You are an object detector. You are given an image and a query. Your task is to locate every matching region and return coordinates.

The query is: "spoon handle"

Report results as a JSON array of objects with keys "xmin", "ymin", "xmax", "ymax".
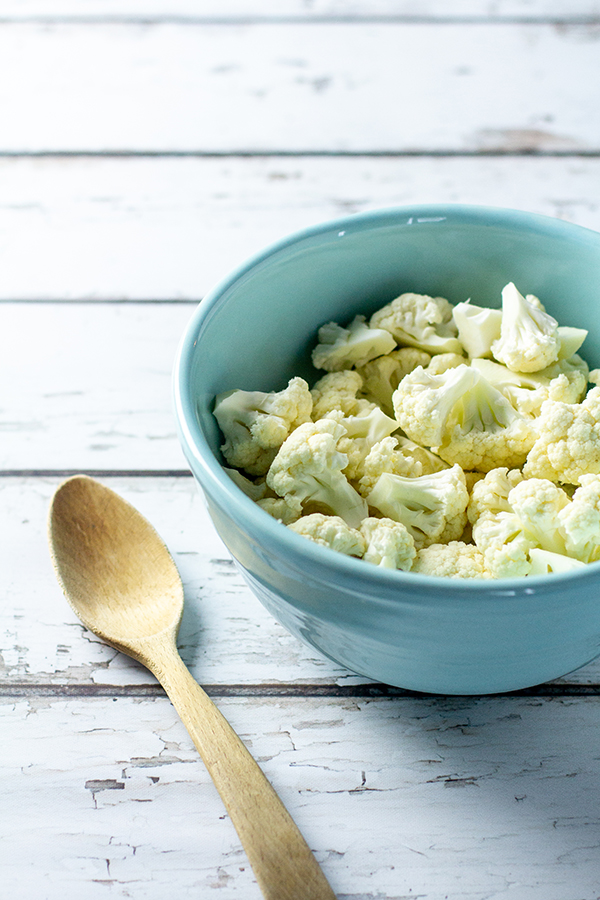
[{"xmin": 142, "ymin": 635, "xmax": 337, "ymax": 900}]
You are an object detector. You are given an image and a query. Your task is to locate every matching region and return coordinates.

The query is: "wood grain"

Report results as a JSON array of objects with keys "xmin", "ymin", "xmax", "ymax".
[
  {"xmin": 0, "ymin": 22, "xmax": 599, "ymax": 153},
  {"xmin": 2, "ymin": 0, "xmax": 599, "ymax": 20},
  {"xmin": 3, "ymin": 692, "xmax": 600, "ymax": 899},
  {"xmin": 0, "ymin": 155, "xmax": 599, "ymax": 301}
]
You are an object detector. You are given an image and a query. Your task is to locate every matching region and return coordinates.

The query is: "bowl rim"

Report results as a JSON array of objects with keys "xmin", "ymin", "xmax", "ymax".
[{"xmin": 173, "ymin": 202, "xmax": 600, "ymax": 599}]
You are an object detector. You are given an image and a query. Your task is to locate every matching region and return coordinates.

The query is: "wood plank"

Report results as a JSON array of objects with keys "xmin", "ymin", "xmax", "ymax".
[
  {"xmin": 1, "ymin": 475, "xmax": 364, "ymax": 686},
  {"xmin": 3, "ymin": 691, "xmax": 600, "ymax": 898},
  {"xmin": 0, "ymin": 304, "xmax": 193, "ymax": 470},
  {"xmin": 0, "ymin": 155, "xmax": 599, "ymax": 301},
  {"xmin": 0, "ymin": 22, "xmax": 599, "ymax": 153},
  {"xmin": 3, "ymin": 474, "xmax": 600, "ymax": 687},
  {"xmin": 2, "ymin": 1, "xmax": 599, "ymax": 22}
]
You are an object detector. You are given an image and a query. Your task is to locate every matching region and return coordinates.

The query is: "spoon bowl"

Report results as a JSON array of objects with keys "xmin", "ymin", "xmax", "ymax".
[
  {"xmin": 49, "ymin": 474, "xmax": 183, "ymax": 653},
  {"xmin": 48, "ymin": 475, "xmax": 336, "ymax": 900}
]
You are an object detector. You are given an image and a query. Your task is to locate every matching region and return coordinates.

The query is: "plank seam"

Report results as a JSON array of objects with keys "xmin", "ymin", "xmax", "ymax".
[
  {"xmin": 0, "ymin": 150, "xmax": 599, "ymax": 158},
  {"xmin": 0, "ymin": 16, "xmax": 599, "ymax": 25},
  {"xmin": 1, "ymin": 682, "xmax": 598, "ymax": 698}
]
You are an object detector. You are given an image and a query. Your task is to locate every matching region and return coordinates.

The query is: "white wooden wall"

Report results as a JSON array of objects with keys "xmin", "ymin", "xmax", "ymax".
[{"xmin": 2, "ymin": 3, "xmax": 600, "ymax": 898}]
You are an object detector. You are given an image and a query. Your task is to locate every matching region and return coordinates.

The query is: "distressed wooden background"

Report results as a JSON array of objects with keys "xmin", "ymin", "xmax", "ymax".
[{"xmin": 2, "ymin": 2, "xmax": 600, "ymax": 898}]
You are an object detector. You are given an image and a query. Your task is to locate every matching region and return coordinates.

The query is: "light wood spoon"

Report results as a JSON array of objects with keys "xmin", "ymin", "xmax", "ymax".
[{"xmin": 48, "ymin": 474, "xmax": 336, "ymax": 900}]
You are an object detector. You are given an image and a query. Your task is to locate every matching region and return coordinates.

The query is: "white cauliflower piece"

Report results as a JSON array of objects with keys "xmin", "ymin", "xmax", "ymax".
[
  {"xmin": 491, "ymin": 282, "xmax": 561, "ymax": 373},
  {"xmin": 528, "ymin": 548, "xmax": 587, "ymax": 575},
  {"xmin": 425, "ymin": 352, "xmax": 467, "ymax": 375},
  {"xmin": 452, "ymin": 301, "xmax": 502, "ymax": 359},
  {"xmin": 358, "ymin": 435, "xmax": 447, "ymax": 497},
  {"xmin": 557, "ymin": 474, "xmax": 600, "ymax": 563},
  {"xmin": 369, "ymin": 292, "xmax": 463, "ymax": 355},
  {"xmin": 524, "ymin": 387, "xmax": 600, "ymax": 485},
  {"xmin": 412, "ymin": 541, "xmax": 492, "ymax": 579},
  {"xmin": 257, "ymin": 495, "xmax": 303, "ymax": 525},
  {"xmin": 266, "ymin": 417, "xmax": 368, "ymax": 527},
  {"xmin": 214, "ymin": 377, "xmax": 313, "ymax": 476},
  {"xmin": 359, "ymin": 517, "xmax": 416, "ymax": 570},
  {"xmin": 467, "ymin": 467, "xmax": 524, "ymax": 525},
  {"xmin": 392, "ymin": 364, "xmax": 537, "ymax": 472},
  {"xmin": 357, "ymin": 347, "xmax": 431, "ymax": 416},
  {"xmin": 288, "ymin": 513, "xmax": 365, "ymax": 556},
  {"xmin": 311, "ymin": 315, "xmax": 396, "ymax": 371},
  {"xmin": 472, "ymin": 355, "xmax": 589, "ymax": 418},
  {"xmin": 365, "ymin": 464, "xmax": 469, "ymax": 549},
  {"xmin": 557, "ymin": 326, "xmax": 588, "ymax": 360},
  {"xmin": 310, "ymin": 370, "xmax": 369, "ymax": 419},
  {"xmin": 507, "ymin": 478, "xmax": 570, "ymax": 555},
  {"xmin": 326, "ymin": 407, "xmax": 399, "ymax": 481},
  {"xmin": 472, "ymin": 511, "xmax": 535, "ymax": 578}
]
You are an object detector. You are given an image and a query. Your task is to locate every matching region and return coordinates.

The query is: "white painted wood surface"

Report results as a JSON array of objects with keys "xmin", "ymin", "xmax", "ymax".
[
  {"xmin": 0, "ymin": 21, "xmax": 599, "ymax": 153},
  {"xmin": 3, "ymin": 3, "xmax": 600, "ymax": 898},
  {"xmin": 0, "ymin": 156, "xmax": 599, "ymax": 300}
]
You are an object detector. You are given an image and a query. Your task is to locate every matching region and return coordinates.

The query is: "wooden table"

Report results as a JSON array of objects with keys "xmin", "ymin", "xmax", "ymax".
[{"xmin": 3, "ymin": 3, "xmax": 600, "ymax": 897}]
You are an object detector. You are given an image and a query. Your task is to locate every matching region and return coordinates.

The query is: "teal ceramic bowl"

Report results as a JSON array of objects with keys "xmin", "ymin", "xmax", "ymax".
[{"xmin": 173, "ymin": 205, "xmax": 600, "ymax": 695}]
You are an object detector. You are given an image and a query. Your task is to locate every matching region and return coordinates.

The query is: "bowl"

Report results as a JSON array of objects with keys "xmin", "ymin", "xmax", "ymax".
[{"xmin": 173, "ymin": 204, "xmax": 600, "ymax": 695}]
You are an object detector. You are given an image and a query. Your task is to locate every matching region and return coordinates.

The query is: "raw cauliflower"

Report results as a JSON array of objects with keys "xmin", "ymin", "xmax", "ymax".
[
  {"xmin": 365, "ymin": 464, "xmax": 469, "ymax": 549},
  {"xmin": 214, "ymin": 280, "xmax": 600, "ymax": 581},
  {"xmin": 325, "ymin": 408, "xmax": 399, "ymax": 481},
  {"xmin": 412, "ymin": 541, "xmax": 491, "ymax": 579},
  {"xmin": 392, "ymin": 364, "xmax": 537, "ymax": 472},
  {"xmin": 370, "ymin": 292, "xmax": 464, "ymax": 355},
  {"xmin": 311, "ymin": 315, "xmax": 396, "ymax": 371},
  {"xmin": 266, "ymin": 417, "xmax": 368, "ymax": 527},
  {"xmin": 491, "ymin": 282, "xmax": 561, "ymax": 373},
  {"xmin": 311, "ymin": 370, "xmax": 367, "ymax": 419},
  {"xmin": 288, "ymin": 513, "xmax": 365, "ymax": 556},
  {"xmin": 524, "ymin": 386, "xmax": 600, "ymax": 484},
  {"xmin": 358, "ymin": 435, "xmax": 447, "ymax": 496},
  {"xmin": 359, "ymin": 517, "xmax": 416, "ymax": 570},
  {"xmin": 214, "ymin": 376, "xmax": 313, "ymax": 476},
  {"xmin": 357, "ymin": 347, "xmax": 431, "ymax": 416},
  {"xmin": 471, "ymin": 355, "xmax": 589, "ymax": 418}
]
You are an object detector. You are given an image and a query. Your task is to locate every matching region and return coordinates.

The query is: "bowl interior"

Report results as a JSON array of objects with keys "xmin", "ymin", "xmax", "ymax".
[{"xmin": 185, "ymin": 206, "xmax": 600, "ymax": 463}]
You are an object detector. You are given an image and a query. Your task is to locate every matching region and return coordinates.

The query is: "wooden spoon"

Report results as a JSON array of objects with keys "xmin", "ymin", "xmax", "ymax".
[{"xmin": 48, "ymin": 474, "xmax": 336, "ymax": 900}]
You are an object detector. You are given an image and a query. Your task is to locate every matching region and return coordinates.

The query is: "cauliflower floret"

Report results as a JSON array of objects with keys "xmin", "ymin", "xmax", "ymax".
[
  {"xmin": 358, "ymin": 435, "xmax": 447, "ymax": 497},
  {"xmin": 557, "ymin": 474, "xmax": 600, "ymax": 563},
  {"xmin": 472, "ymin": 355, "xmax": 589, "ymax": 418},
  {"xmin": 557, "ymin": 326, "xmax": 588, "ymax": 360},
  {"xmin": 524, "ymin": 386, "xmax": 600, "ymax": 484},
  {"xmin": 452, "ymin": 301, "xmax": 502, "ymax": 359},
  {"xmin": 357, "ymin": 347, "xmax": 431, "ymax": 416},
  {"xmin": 425, "ymin": 352, "xmax": 468, "ymax": 375},
  {"xmin": 491, "ymin": 282, "xmax": 561, "ymax": 373},
  {"xmin": 365, "ymin": 464, "xmax": 469, "ymax": 549},
  {"xmin": 472, "ymin": 511, "xmax": 535, "ymax": 578},
  {"xmin": 528, "ymin": 547, "xmax": 587, "ymax": 575},
  {"xmin": 257, "ymin": 495, "xmax": 303, "ymax": 525},
  {"xmin": 288, "ymin": 513, "xmax": 365, "ymax": 556},
  {"xmin": 266, "ymin": 417, "xmax": 368, "ymax": 527},
  {"xmin": 412, "ymin": 541, "xmax": 492, "ymax": 579},
  {"xmin": 359, "ymin": 517, "xmax": 416, "ymax": 570},
  {"xmin": 214, "ymin": 377, "xmax": 313, "ymax": 476},
  {"xmin": 325, "ymin": 407, "xmax": 399, "ymax": 481},
  {"xmin": 467, "ymin": 467, "xmax": 525, "ymax": 525},
  {"xmin": 370, "ymin": 292, "xmax": 463, "ymax": 355},
  {"xmin": 310, "ymin": 370, "xmax": 369, "ymax": 419},
  {"xmin": 507, "ymin": 478, "xmax": 570, "ymax": 555},
  {"xmin": 311, "ymin": 315, "xmax": 396, "ymax": 372},
  {"xmin": 392, "ymin": 364, "xmax": 537, "ymax": 472}
]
